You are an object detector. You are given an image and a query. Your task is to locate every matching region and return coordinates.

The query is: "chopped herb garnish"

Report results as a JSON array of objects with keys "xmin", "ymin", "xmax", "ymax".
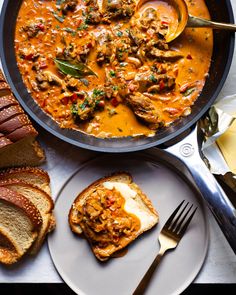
[
  {"xmin": 117, "ymin": 127, "xmax": 123, "ymax": 132},
  {"xmin": 93, "ymin": 89, "xmax": 105, "ymax": 97},
  {"xmin": 109, "ymin": 70, "xmax": 116, "ymax": 77},
  {"xmin": 112, "ymin": 85, "xmax": 119, "ymax": 91},
  {"xmin": 118, "ymin": 52, "xmax": 123, "ymax": 59},
  {"xmin": 150, "ymin": 74, "xmax": 157, "ymax": 83},
  {"xmin": 95, "ymin": 99, "xmax": 101, "ymax": 106},
  {"xmin": 116, "ymin": 31, "xmax": 123, "ymax": 37},
  {"xmin": 53, "ymin": 12, "xmax": 65, "ymax": 23},
  {"xmin": 77, "ymin": 23, "xmax": 88, "ymax": 31},
  {"xmin": 80, "ymin": 98, "xmax": 89, "ymax": 110},
  {"xmin": 71, "ymin": 103, "xmax": 78, "ymax": 116},
  {"xmin": 63, "ymin": 27, "xmax": 76, "ymax": 35},
  {"xmin": 56, "ymin": 0, "xmax": 65, "ymax": 5}
]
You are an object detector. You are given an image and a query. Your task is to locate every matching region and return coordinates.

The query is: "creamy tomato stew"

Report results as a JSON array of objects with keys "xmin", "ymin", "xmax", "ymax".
[{"xmin": 15, "ymin": 0, "xmax": 213, "ymax": 138}]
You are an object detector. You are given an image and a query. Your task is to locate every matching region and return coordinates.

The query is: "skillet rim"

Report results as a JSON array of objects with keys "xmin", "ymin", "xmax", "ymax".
[{"xmin": 0, "ymin": 0, "xmax": 235, "ymax": 153}]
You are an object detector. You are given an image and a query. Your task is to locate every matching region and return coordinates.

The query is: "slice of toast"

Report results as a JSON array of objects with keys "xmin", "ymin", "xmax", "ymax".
[
  {"xmin": 0, "ymin": 167, "xmax": 51, "ymax": 195},
  {"xmin": 0, "ymin": 179, "xmax": 54, "ymax": 254},
  {"xmin": 0, "ymin": 187, "xmax": 42, "ymax": 264},
  {"xmin": 69, "ymin": 172, "xmax": 158, "ymax": 261}
]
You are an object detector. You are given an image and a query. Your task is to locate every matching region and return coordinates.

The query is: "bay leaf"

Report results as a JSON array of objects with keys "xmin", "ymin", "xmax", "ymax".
[{"xmin": 54, "ymin": 59, "xmax": 97, "ymax": 78}]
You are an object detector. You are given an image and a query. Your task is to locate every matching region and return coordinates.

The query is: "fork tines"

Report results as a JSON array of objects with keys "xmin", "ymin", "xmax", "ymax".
[{"xmin": 164, "ymin": 200, "xmax": 197, "ymax": 237}]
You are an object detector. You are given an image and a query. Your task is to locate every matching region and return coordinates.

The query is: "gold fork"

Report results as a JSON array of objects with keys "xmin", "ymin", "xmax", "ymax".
[{"xmin": 133, "ymin": 200, "xmax": 197, "ymax": 295}]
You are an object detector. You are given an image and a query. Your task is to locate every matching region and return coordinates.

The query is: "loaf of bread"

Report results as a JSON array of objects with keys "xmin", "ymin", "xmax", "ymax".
[
  {"xmin": 0, "ymin": 168, "xmax": 55, "ymax": 264},
  {"xmin": 69, "ymin": 172, "xmax": 158, "ymax": 261},
  {"xmin": 0, "ymin": 69, "xmax": 45, "ymax": 169}
]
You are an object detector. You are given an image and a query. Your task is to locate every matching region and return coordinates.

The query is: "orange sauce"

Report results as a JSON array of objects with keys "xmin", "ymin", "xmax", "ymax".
[{"xmin": 15, "ymin": 0, "xmax": 213, "ymax": 137}]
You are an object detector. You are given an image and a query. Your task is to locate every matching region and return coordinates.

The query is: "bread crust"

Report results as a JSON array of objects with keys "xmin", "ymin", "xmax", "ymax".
[
  {"xmin": 0, "ymin": 186, "xmax": 42, "ymax": 230},
  {"xmin": 0, "ymin": 179, "xmax": 54, "ymax": 212},
  {"xmin": 0, "ymin": 114, "xmax": 31, "ymax": 134},
  {"xmin": 0, "ymin": 82, "xmax": 11, "ymax": 93},
  {"xmin": 0, "ymin": 178, "xmax": 54, "ymax": 254},
  {"xmin": 0, "ymin": 137, "xmax": 12, "ymax": 148},
  {"xmin": 7, "ymin": 125, "xmax": 38, "ymax": 142},
  {"xmin": 0, "ymin": 229, "xmax": 20, "ymax": 264},
  {"xmin": 0, "ymin": 105, "xmax": 25, "ymax": 125},
  {"xmin": 0, "ymin": 167, "xmax": 50, "ymax": 184},
  {"xmin": 69, "ymin": 172, "xmax": 158, "ymax": 261},
  {"xmin": 0, "ymin": 70, "xmax": 5, "ymax": 82},
  {"xmin": 0, "ymin": 95, "xmax": 18, "ymax": 111}
]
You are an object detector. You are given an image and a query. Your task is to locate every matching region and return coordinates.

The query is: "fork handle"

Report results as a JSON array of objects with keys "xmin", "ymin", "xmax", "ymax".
[{"xmin": 133, "ymin": 252, "xmax": 164, "ymax": 295}]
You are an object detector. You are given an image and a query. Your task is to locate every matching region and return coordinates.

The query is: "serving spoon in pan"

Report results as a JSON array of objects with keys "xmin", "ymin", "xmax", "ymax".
[{"xmin": 136, "ymin": 0, "xmax": 236, "ymax": 42}]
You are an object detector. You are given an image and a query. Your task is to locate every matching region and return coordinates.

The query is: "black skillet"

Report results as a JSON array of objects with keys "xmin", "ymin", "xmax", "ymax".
[{"xmin": 1, "ymin": 0, "xmax": 236, "ymax": 252}]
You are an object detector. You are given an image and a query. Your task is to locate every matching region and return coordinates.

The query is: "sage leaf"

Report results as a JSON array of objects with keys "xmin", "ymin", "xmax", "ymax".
[{"xmin": 54, "ymin": 59, "xmax": 97, "ymax": 78}]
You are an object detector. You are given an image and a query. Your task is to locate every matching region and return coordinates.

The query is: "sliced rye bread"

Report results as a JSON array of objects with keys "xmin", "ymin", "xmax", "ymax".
[
  {"xmin": 0, "ymin": 187, "xmax": 42, "ymax": 264},
  {"xmin": 0, "ymin": 179, "xmax": 54, "ymax": 254},
  {"xmin": 69, "ymin": 172, "xmax": 159, "ymax": 261},
  {"xmin": 0, "ymin": 69, "xmax": 45, "ymax": 169}
]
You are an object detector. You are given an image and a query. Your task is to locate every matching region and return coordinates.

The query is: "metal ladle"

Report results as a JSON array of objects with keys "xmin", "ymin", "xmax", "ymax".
[{"xmin": 136, "ymin": 0, "xmax": 236, "ymax": 43}]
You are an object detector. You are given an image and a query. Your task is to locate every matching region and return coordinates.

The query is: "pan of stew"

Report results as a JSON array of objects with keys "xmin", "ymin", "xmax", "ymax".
[{"xmin": 0, "ymin": 0, "xmax": 236, "ymax": 251}]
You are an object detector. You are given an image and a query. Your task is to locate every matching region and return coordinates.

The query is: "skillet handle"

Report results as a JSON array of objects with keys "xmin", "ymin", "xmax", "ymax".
[{"xmin": 165, "ymin": 125, "xmax": 236, "ymax": 254}]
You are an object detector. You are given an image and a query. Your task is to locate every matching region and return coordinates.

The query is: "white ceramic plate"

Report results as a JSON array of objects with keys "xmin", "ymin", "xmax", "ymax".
[{"xmin": 48, "ymin": 153, "xmax": 208, "ymax": 295}]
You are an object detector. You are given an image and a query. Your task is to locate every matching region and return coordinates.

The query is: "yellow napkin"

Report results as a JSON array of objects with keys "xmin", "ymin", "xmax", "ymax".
[{"xmin": 217, "ymin": 118, "xmax": 236, "ymax": 174}]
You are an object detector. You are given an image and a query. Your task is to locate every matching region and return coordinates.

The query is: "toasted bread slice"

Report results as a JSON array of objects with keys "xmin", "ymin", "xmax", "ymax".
[
  {"xmin": 0, "ymin": 179, "xmax": 54, "ymax": 254},
  {"xmin": 69, "ymin": 172, "xmax": 158, "ymax": 261},
  {"xmin": 0, "ymin": 167, "xmax": 55, "ymax": 240},
  {"xmin": 0, "ymin": 187, "xmax": 42, "ymax": 264}
]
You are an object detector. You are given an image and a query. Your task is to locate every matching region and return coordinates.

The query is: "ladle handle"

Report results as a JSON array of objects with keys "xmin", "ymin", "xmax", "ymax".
[
  {"xmin": 188, "ymin": 15, "xmax": 236, "ymax": 31},
  {"xmin": 165, "ymin": 125, "xmax": 236, "ymax": 254}
]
